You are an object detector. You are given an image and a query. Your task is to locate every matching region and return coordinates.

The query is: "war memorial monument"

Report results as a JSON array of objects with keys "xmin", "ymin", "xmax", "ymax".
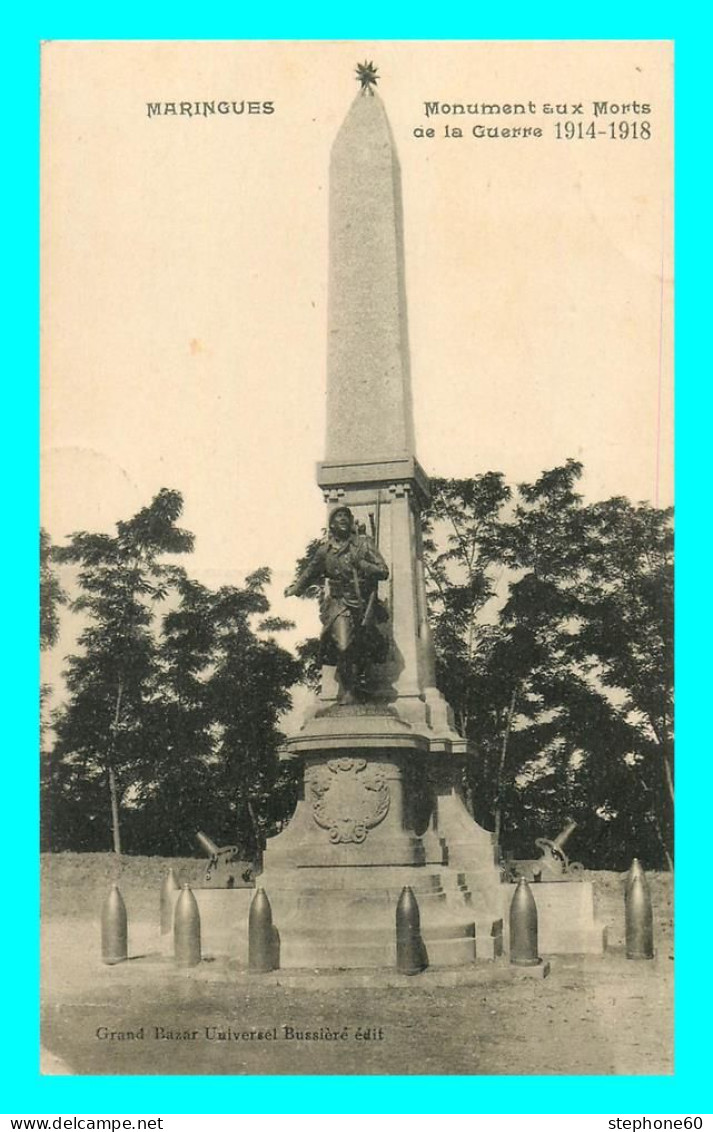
[
  {"xmin": 156, "ymin": 67, "xmax": 606, "ymax": 972},
  {"xmin": 264, "ymin": 73, "xmax": 505, "ymax": 969}
]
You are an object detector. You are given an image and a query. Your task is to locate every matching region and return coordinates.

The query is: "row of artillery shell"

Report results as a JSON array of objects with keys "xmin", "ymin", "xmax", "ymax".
[
  {"xmin": 507, "ymin": 857, "xmax": 654, "ymax": 964},
  {"xmin": 101, "ymin": 859, "xmax": 656, "ymax": 970}
]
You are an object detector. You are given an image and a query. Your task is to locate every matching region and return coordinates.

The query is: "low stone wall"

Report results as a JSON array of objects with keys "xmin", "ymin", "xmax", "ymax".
[
  {"xmin": 40, "ymin": 852, "xmax": 253, "ymax": 922},
  {"xmin": 41, "ymin": 854, "xmax": 674, "ymax": 958}
]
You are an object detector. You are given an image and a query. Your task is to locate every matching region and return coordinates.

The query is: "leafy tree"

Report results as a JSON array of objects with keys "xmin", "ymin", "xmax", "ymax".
[
  {"xmin": 575, "ymin": 497, "xmax": 674, "ymax": 868},
  {"xmin": 129, "ymin": 569, "xmax": 302, "ymax": 858},
  {"xmin": 422, "ymin": 462, "xmax": 674, "ymax": 869},
  {"xmin": 487, "ymin": 459, "xmax": 590, "ymax": 848},
  {"xmin": 421, "ymin": 473, "xmax": 512, "ymax": 736},
  {"xmin": 40, "ymin": 527, "xmax": 67, "ymax": 736},
  {"xmin": 422, "ymin": 464, "xmax": 589, "ymax": 844},
  {"xmin": 45, "ymin": 499, "xmax": 303, "ymax": 859},
  {"xmin": 47, "ymin": 490, "xmax": 194, "ymax": 854},
  {"xmin": 123, "ymin": 573, "xmax": 220, "ymax": 855},
  {"xmin": 420, "ymin": 473, "xmax": 512, "ymax": 826},
  {"xmin": 498, "ymin": 488, "xmax": 673, "ymax": 869},
  {"xmin": 40, "ymin": 527, "xmax": 66, "ymax": 650},
  {"xmin": 202, "ymin": 569, "xmax": 301, "ymax": 859}
]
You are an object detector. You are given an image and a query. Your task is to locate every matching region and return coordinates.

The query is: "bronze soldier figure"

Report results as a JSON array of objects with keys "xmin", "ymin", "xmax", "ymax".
[{"xmin": 285, "ymin": 506, "xmax": 389, "ymax": 702}]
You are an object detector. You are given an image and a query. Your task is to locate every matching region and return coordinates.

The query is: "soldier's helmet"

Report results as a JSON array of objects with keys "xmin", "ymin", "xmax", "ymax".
[{"xmin": 328, "ymin": 506, "xmax": 355, "ymax": 534}]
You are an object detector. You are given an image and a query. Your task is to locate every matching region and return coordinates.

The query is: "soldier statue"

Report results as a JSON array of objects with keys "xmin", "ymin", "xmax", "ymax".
[{"xmin": 284, "ymin": 506, "xmax": 390, "ymax": 703}]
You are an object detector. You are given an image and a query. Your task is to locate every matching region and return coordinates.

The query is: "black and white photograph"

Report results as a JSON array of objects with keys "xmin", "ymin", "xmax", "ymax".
[{"xmin": 40, "ymin": 39, "xmax": 673, "ymax": 1077}]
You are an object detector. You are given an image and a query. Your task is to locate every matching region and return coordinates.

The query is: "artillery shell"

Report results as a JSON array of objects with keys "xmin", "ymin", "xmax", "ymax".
[
  {"xmin": 249, "ymin": 887, "xmax": 275, "ymax": 973},
  {"xmin": 625, "ymin": 873, "xmax": 654, "ymax": 959},
  {"xmin": 509, "ymin": 877, "xmax": 541, "ymax": 966},
  {"xmin": 160, "ymin": 867, "xmax": 180, "ymax": 935},
  {"xmin": 174, "ymin": 884, "xmax": 201, "ymax": 967},
  {"xmin": 625, "ymin": 858, "xmax": 648, "ymax": 895},
  {"xmin": 101, "ymin": 884, "xmax": 128, "ymax": 965},
  {"xmin": 396, "ymin": 885, "xmax": 427, "ymax": 975}
]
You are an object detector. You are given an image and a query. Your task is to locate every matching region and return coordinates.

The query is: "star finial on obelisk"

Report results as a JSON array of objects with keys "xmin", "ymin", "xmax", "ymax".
[
  {"xmin": 355, "ymin": 60, "xmax": 379, "ymax": 95},
  {"xmin": 324, "ymin": 64, "xmax": 416, "ymax": 467}
]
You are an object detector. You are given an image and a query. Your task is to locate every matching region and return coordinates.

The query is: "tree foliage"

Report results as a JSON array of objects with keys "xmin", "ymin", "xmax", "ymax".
[
  {"xmin": 46, "ymin": 490, "xmax": 194, "ymax": 853},
  {"xmin": 40, "ymin": 527, "xmax": 67, "ymax": 650},
  {"xmin": 40, "ymin": 528, "xmax": 68, "ymax": 735},
  {"xmin": 130, "ymin": 571, "xmax": 301, "ymax": 858},
  {"xmin": 42, "ymin": 491, "xmax": 301, "ymax": 858},
  {"xmin": 423, "ymin": 462, "xmax": 673, "ymax": 870}
]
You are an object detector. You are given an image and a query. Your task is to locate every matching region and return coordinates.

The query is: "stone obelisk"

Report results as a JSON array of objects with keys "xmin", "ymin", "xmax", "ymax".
[
  {"xmin": 261, "ymin": 79, "xmax": 503, "ymax": 967},
  {"xmin": 324, "ymin": 89, "xmax": 415, "ymax": 471},
  {"xmin": 318, "ymin": 88, "xmax": 459, "ymax": 742}
]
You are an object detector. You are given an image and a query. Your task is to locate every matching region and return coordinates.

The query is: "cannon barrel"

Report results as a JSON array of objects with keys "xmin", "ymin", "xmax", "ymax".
[
  {"xmin": 552, "ymin": 818, "xmax": 578, "ymax": 850},
  {"xmin": 196, "ymin": 830, "xmax": 221, "ymax": 858}
]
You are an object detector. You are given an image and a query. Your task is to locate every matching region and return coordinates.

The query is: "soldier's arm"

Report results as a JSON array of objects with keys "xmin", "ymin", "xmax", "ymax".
[
  {"xmin": 358, "ymin": 537, "xmax": 389, "ymax": 581},
  {"xmin": 285, "ymin": 545, "xmax": 326, "ymax": 596}
]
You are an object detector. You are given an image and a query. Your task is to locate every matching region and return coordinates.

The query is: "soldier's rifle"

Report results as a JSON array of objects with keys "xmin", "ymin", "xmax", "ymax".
[{"xmin": 361, "ymin": 492, "xmax": 382, "ymax": 628}]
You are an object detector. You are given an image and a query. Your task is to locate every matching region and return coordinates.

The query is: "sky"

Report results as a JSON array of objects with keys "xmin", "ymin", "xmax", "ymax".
[{"xmin": 41, "ymin": 40, "xmax": 673, "ymax": 664}]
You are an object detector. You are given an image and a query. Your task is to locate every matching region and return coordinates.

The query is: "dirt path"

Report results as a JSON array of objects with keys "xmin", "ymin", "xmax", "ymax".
[
  {"xmin": 40, "ymin": 859, "xmax": 673, "ymax": 1076},
  {"xmin": 41, "ymin": 920, "xmax": 672, "ymax": 1076}
]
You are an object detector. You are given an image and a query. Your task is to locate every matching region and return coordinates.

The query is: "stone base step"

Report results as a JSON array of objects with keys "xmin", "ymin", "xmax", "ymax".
[{"xmin": 160, "ymin": 884, "xmax": 503, "ymax": 968}]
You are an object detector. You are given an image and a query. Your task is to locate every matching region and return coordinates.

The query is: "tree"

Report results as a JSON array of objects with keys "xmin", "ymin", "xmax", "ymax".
[
  {"xmin": 40, "ymin": 527, "xmax": 67, "ymax": 735},
  {"xmin": 421, "ymin": 473, "xmax": 512, "ymax": 736},
  {"xmin": 488, "ymin": 459, "xmax": 590, "ymax": 849},
  {"xmin": 202, "ymin": 569, "xmax": 302, "ymax": 859},
  {"xmin": 575, "ymin": 498, "xmax": 674, "ymax": 868},
  {"xmin": 421, "ymin": 464, "xmax": 590, "ymax": 844},
  {"xmin": 40, "ymin": 527, "xmax": 66, "ymax": 650},
  {"xmin": 122, "ymin": 572, "xmax": 221, "ymax": 855},
  {"xmin": 420, "ymin": 473, "xmax": 512, "ymax": 822},
  {"xmin": 421, "ymin": 463, "xmax": 674, "ymax": 869},
  {"xmin": 45, "ymin": 499, "xmax": 304, "ymax": 859},
  {"xmin": 48, "ymin": 489, "xmax": 194, "ymax": 854},
  {"xmin": 128, "ymin": 569, "xmax": 302, "ymax": 858},
  {"xmin": 497, "ymin": 487, "xmax": 673, "ymax": 869}
]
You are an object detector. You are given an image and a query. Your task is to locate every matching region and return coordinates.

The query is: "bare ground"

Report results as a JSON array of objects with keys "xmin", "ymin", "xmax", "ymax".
[{"xmin": 40, "ymin": 854, "xmax": 673, "ymax": 1077}]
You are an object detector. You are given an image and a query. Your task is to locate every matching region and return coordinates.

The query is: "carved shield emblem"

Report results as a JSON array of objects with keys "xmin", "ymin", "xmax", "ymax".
[{"xmin": 306, "ymin": 757, "xmax": 390, "ymax": 844}]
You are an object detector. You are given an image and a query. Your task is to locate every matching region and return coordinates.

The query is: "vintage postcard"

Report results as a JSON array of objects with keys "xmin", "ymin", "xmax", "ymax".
[{"xmin": 40, "ymin": 40, "xmax": 673, "ymax": 1078}]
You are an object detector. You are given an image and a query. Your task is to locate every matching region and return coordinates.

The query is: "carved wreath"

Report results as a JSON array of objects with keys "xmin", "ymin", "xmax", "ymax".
[{"xmin": 307, "ymin": 757, "xmax": 390, "ymax": 844}]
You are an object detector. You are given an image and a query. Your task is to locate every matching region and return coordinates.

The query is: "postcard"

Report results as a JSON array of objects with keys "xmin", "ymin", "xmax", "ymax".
[{"xmin": 40, "ymin": 39, "xmax": 673, "ymax": 1079}]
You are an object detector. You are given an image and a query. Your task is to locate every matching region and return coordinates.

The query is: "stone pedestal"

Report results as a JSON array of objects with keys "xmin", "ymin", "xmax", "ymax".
[
  {"xmin": 261, "ymin": 705, "xmax": 504, "ymax": 968},
  {"xmin": 160, "ymin": 888, "xmax": 253, "ymax": 962},
  {"xmin": 158, "ymin": 879, "xmax": 606, "ymax": 966},
  {"xmin": 501, "ymin": 881, "xmax": 607, "ymax": 955}
]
